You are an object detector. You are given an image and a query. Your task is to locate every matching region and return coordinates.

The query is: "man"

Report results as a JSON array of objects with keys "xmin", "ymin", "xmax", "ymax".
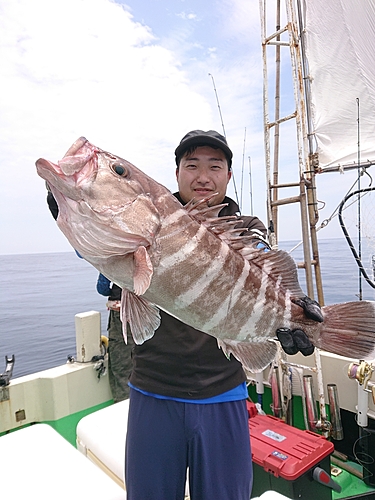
[
  {"xmin": 126, "ymin": 130, "xmax": 267, "ymax": 499},
  {"xmin": 96, "ymin": 273, "xmax": 134, "ymax": 402},
  {"xmin": 45, "ymin": 130, "xmax": 314, "ymax": 499}
]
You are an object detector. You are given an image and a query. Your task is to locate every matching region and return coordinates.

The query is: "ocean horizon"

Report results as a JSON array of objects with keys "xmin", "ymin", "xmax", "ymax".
[{"xmin": 1, "ymin": 238, "xmax": 374, "ymax": 379}]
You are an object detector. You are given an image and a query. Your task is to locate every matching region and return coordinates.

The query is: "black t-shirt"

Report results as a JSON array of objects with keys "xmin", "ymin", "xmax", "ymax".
[{"xmin": 129, "ymin": 195, "xmax": 267, "ymax": 399}]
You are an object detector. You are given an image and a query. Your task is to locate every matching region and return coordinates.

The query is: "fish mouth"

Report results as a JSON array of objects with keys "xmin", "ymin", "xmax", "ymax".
[
  {"xmin": 36, "ymin": 137, "xmax": 98, "ymax": 201},
  {"xmin": 63, "ymin": 137, "xmax": 88, "ymax": 158},
  {"xmin": 36, "ymin": 158, "xmax": 82, "ymax": 202}
]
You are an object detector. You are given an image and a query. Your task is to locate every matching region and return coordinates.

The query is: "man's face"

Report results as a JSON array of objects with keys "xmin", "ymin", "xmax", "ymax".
[{"xmin": 176, "ymin": 146, "xmax": 231, "ymax": 206}]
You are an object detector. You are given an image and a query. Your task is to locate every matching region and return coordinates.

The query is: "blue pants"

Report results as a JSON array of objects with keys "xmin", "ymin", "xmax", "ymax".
[{"xmin": 125, "ymin": 388, "xmax": 253, "ymax": 500}]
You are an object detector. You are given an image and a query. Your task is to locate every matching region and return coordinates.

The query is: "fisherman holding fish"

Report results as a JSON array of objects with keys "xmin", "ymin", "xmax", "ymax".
[
  {"xmin": 41, "ymin": 130, "xmax": 317, "ymax": 499},
  {"xmin": 44, "ymin": 131, "xmax": 263, "ymax": 497},
  {"xmin": 39, "ymin": 130, "xmax": 375, "ymax": 499},
  {"xmin": 124, "ymin": 130, "xmax": 313, "ymax": 499},
  {"xmin": 123, "ymin": 130, "xmax": 258, "ymax": 498}
]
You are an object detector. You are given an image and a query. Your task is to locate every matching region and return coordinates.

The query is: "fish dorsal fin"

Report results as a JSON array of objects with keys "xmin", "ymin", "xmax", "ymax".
[
  {"xmin": 185, "ymin": 197, "xmax": 229, "ymax": 220},
  {"xmin": 244, "ymin": 248, "xmax": 306, "ymax": 297},
  {"xmin": 185, "ymin": 199, "xmax": 253, "ymax": 244},
  {"xmin": 121, "ymin": 289, "xmax": 160, "ymax": 344},
  {"xmin": 217, "ymin": 338, "xmax": 278, "ymax": 372},
  {"xmin": 185, "ymin": 199, "xmax": 304, "ymax": 298},
  {"xmin": 133, "ymin": 245, "xmax": 153, "ymax": 295}
]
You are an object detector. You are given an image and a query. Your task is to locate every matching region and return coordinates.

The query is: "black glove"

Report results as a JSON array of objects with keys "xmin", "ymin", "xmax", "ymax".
[
  {"xmin": 47, "ymin": 191, "xmax": 59, "ymax": 220},
  {"xmin": 276, "ymin": 327, "xmax": 315, "ymax": 356},
  {"xmin": 292, "ymin": 296, "xmax": 323, "ymax": 323}
]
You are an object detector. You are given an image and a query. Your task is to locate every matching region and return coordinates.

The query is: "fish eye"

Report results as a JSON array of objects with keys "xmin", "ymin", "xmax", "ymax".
[{"xmin": 112, "ymin": 163, "xmax": 128, "ymax": 177}]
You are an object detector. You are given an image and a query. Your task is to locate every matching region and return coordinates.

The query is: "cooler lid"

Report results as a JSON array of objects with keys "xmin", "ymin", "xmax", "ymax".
[{"xmin": 249, "ymin": 414, "xmax": 334, "ymax": 480}]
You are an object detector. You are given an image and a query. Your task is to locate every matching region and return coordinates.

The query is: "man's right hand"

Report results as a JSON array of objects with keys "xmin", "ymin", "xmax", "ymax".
[{"xmin": 276, "ymin": 327, "xmax": 315, "ymax": 356}]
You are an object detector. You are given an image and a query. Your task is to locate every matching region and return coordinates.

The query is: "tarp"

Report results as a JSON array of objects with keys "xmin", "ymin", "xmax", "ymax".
[{"xmin": 304, "ymin": 0, "xmax": 375, "ymax": 170}]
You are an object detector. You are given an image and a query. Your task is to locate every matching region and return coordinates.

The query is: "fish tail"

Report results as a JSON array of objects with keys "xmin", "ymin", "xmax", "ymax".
[{"xmin": 318, "ymin": 301, "xmax": 375, "ymax": 359}]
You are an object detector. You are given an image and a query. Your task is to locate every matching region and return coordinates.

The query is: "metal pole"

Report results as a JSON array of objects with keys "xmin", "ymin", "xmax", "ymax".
[{"xmin": 271, "ymin": 0, "xmax": 281, "ymax": 240}]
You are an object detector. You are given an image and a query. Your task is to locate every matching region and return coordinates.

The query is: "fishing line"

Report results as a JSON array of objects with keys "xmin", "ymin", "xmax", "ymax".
[
  {"xmin": 338, "ymin": 187, "xmax": 375, "ymax": 290},
  {"xmin": 285, "ymin": 173, "xmax": 373, "ymax": 256},
  {"xmin": 312, "ymin": 94, "xmax": 374, "ymax": 242},
  {"xmin": 335, "ymin": 99, "xmax": 375, "ymax": 293},
  {"xmin": 317, "ymin": 168, "xmax": 373, "ymax": 232},
  {"xmin": 352, "ymin": 429, "xmax": 375, "ymax": 483},
  {"xmin": 66, "ymin": 354, "xmax": 107, "ymax": 379}
]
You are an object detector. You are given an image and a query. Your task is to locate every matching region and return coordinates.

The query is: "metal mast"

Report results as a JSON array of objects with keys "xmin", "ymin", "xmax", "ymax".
[{"xmin": 259, "ymin": 0, "xmax": 324, "ymax": 305}]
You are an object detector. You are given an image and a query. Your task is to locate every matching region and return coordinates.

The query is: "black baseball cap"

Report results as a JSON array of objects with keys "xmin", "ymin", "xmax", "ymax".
[{"xmin": 175, "ymin": 130, "xmax": 233, "ymax": 168}]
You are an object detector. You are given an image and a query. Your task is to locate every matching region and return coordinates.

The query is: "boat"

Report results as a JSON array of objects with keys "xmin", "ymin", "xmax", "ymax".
[
  {"xmin": 245, "ymin": 0, "xmax": 375, "ymax": 498},
  {"xmin": 1, "ymin": 0, "xmax": 375, "ymax": 499}
]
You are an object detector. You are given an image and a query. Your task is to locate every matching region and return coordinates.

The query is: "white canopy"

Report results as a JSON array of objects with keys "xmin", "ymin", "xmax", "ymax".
[{"xmin": 304, "ymin": 0, "xmax": 375, "ymax": 170}]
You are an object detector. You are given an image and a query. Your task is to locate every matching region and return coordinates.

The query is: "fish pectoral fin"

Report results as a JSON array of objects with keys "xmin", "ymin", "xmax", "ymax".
[
  {"xmin": 217, "ymin": 338, "xmax": 277, "ymax": 373},
  {"xmin": 133, "ymin": 246, "xmax": 153, "ymax": 295},
  {"xmin": 121, "ymin": 289, "xmax": 160, "ymax": 344}
]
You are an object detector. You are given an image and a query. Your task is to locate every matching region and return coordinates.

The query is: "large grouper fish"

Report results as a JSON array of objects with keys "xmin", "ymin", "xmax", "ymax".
[{"xmin": 36, "ymin": 137, "xmax": 375, "ymax": 371}]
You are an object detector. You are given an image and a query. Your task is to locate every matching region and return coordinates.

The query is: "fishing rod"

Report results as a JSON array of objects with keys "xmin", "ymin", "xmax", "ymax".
[
  {"xmin": 240, "ymin": 128, "xmax": 246, "ymax": 212},
  {"xmin": 317, "ymin": 99, "xmax": 374, "ymax": 272},
  {"xmin": 332, "ymin": 99, "xmax": 375, "ymax": 294},
  {"xmin": 249, "ymin": 156, "xmax": 254, "ymax": 216},
  {"xmin": 209, "ymin": 73, "xmax": 226, "ymax": 138},
  {"xmin": 208, "ymin": 73, "xmax": 241, "ymax": 211},
  {"xmin": 356, "ymin": 98, "xmax": 363, "ymax": 299}
]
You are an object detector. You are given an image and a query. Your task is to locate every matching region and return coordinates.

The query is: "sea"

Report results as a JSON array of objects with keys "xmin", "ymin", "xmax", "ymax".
[{"xmin": 1, "ymin": 238, "xmax": 374, "ymax": 379}]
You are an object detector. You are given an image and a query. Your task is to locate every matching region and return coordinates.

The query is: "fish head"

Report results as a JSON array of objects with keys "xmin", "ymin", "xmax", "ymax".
[{"xmin": 36, "ymin": 137, "xmax": 162, "ymax": 262}]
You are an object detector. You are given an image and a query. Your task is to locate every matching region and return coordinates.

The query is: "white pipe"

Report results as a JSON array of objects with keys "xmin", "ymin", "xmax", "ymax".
[
  {"xmin": 327, "ymin": 384, "xmax": 344, "ymax": 440},
  {"xmin": 255, "ymin": 372, "xmax": 264, "ymax": 395},
  {"xmin": 314, "ymin": 348, "xmax": 327, "ymax": 425},
  {"xmin": 357, "ymin": 382, "xmax": 369, "ymax": 427},
  {"xmin": 303, "ymin": 375, "xmax": 318, "ymax": 430}
]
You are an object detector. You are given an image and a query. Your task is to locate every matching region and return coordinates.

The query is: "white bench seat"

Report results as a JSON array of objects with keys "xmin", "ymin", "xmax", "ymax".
[{"xmin": 1, "ymin": 423, "xmax": 125, "ymax": 499}]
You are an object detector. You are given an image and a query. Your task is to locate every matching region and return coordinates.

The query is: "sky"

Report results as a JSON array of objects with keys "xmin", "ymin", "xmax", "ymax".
[{"xmin": 0, "ymin": 0, "xmax": 366, "ymax": 255}]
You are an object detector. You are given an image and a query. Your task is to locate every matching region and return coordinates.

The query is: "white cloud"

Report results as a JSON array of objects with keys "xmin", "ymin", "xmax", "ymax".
[
  {"xmin": 177, "ymin": 12, "xmax": 197, "ymax": 21},
  {"xmin": 0, "ymin": 0, "xmax": 357, "ymax": 255},
  {"xmin": 0, "ymin": 0, "xmax": 218, "ymax": 254}
]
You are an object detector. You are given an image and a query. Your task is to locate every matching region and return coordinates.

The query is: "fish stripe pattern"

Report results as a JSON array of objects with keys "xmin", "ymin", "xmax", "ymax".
[{"xmin": 35, "ymin": 138, "xmax": 375, "ymax": 371}]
